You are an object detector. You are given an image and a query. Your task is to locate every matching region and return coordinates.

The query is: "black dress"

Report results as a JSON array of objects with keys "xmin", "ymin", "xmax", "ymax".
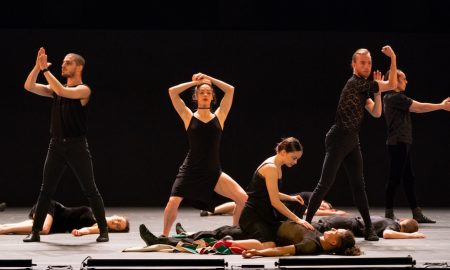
[
  {"xmin": 29, "ymin": 200, "xmax": 96, "ymax": 234},
  {"xmin": 171, "ymin": 115, "xmax": 222, "ymax": 211}
]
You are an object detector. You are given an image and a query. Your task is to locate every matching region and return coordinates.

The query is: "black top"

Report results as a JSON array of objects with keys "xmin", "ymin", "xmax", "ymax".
[
  {"xmin": 383, "ymin": 91, "xmax": 413, "ymax": 145},
  {"xmin": 245, "ymin": 163, "xmax": 281, "ymax": 226},
  {"xmin": 171, "ymin": 115, "xmax": 223, "ymax": 211},
  {"xmin": 29, "ymin": 200, "xmax": 96, "ymax": 233},
  {"xmin": 50, "ymin": 85, "xmax": 89, "ymax": 138},
  {"xmin": 314, "ymin": 215, "xmax": 400, "ymax": 237},
  {"xmin": 276, "ymin": 221, "xmax": 323, "ymax": 255},
  {"xmin": 335, "ymin": 74, "xmax": 379, "ymax": 133}
]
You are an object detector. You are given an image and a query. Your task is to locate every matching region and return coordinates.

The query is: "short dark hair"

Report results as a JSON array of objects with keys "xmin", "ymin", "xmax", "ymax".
[
  {"xmin": 67, "ymin": 53, "xmax": 85, "ymax": 67},
  {"xmin": 335, "ymin": 230, "xmax": 362, "ymax": 256},
  {"xmin": 384, "ymin": 69, "xmax": 404, "ymax": 81},
  {"xmin": 401, "ymin": 219, "xmax": 418, "ymax": 233}
]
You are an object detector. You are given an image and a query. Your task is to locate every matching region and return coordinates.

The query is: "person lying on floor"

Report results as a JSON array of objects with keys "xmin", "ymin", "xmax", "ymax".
[
  {"xmin": 200, "ymin": 191, "xmax": 347, "ymax": 217},
  {"xmin": 0, "ymin": 200, "xmax": 129, "ymax": 236},
  {"xmin": 139, "ymin": 221, "xmax": 361, "ymax": 256},
  {"xmin": 313, "ymin": 215, "xmax": 425, "ymax": 239}
]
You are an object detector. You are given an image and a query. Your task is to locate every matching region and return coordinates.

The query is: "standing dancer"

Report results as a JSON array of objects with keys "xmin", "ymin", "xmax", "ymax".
[
  {"xmin": 305, "ymin": 46, "xmax": 398, "ymax": 241},
  {"xmin": 23, "ymin": 47, "xmax": 108, "ymax": 242},
  {"xmin": 383, "ymin": 69, "xmax": 450, "ymax": 223},
  {"xmin": 159, "ymin": 73, "xmax": 247, "ymax": 237}
]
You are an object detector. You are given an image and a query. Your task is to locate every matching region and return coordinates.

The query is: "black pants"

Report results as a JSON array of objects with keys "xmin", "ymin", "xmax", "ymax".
[
  {"xmin": 32, "ymin": 137, "xmax": 107, "ymax": 232},
  {"xmin": 305, "ymin": 125, "xmax": 372, "ymax": 229},
  {"xmin": 385, "ymin": 143, "xmax": 418, "ymax": 209}
]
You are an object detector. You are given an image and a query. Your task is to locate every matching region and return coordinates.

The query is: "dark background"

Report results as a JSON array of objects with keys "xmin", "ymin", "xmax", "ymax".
[{"xmin": 1, "ymin": 1, "xmax": 449, "ymax": 207}]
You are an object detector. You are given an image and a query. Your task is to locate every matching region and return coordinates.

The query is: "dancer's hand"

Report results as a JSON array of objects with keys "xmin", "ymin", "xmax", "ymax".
[
  {"xmin": 242, "ymin": 249, "xmax": 260, "ymax": 258},
  {"xmin": 38, "ymin": 51, "xmax": 52, "ymax": 71},
  {"xmin": 295, "ymin": 218, "xmax": 315, "ymax": 230},
  {"xmin": 381, "ymin": 45, "xmax": 396, "ymax": 58},
  {"xmin": 411, "ymin": 232, "xmax": 426, "ymax": 238},
  {"xmin": 290, "ymin": 194, "xmax": 304, "ymax": 205},
  {"xmin": 373, "ymin": 70, "xmax": 384, "ymax": 81},
  {"xmin": 441, "ymin": 97, "xmax": 450, "ymax": 111}
]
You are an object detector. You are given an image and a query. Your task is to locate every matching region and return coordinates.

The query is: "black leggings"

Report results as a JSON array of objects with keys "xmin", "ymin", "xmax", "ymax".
[
  {"xmin": 385, "ymin": 143, "xmax": 418, "ymax": 209},
  {"xmin": 305, "ymin": 125, "xmax": 372, "ymax": 229},
  {"xmin": 31, "ymin": 137, "xmax": 107, "ymax": 232}
]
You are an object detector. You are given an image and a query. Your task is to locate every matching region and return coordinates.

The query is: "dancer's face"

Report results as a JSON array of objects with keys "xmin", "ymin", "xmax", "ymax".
[
  {"xmin": 196, "ymin": 84, "xmax": 214, "ymax": 108},
  {"xmin": 323, "ymin": 228, "xmax": 346, "ymax": 246},
  {"xmin": 281, "ymin": 150, "xmax": 303, "ymax": 167},
  {"xmin": 61, "ymin": 55, "xmax": 80, "ymax": 78},
  {"xmin": 107, "ymin": 215, "xmax": 128, "ymax": 231},
  {"xmin": 352, "ymin": 53, "xmax": 372, "ymax": 79},
  {"xmin": 396, "ymin": 71, "xmax": 407, "ymax": 91}
]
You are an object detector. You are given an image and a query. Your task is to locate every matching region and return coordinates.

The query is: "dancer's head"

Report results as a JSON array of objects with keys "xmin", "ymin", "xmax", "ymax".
[
  {"xmin": 319, "ymin": 200, "xmax": 333, "ymax": 210},
  {"xmin": 351, "ymin": 48, "xmax": 372, "ymax": 79},
  {"xmin": 385, "ymin": 69, "xmax": 407, "ymax": 92},
  {"xmin": 192, "ymin": 79, "xmax": 216, "ymax": 109},
  {"xmin": 399, "ymin": 218, "xmax": 419, "ymax": 233},
  {"xmin": 106, "ymin": 215, "xmax": 130, "ymax": 232},
  {"xmin": 275, "ymin": 137, "xmax": 303, "ymax": 167},
  {"xmin": 62, "ymin": 53, "xmax": 85, "ymax": 78}
]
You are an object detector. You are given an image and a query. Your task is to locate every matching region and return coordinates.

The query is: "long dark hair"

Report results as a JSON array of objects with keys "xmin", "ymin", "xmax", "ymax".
[{"xmin": 333, "ymin": 230, "xmax": 362, "ymax": 256}]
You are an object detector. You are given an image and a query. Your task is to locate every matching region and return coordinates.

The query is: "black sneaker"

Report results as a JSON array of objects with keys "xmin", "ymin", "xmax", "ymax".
[
  {"xmin": 23, "ymin": 231, "xmax": 40, "ymax": 242},
  {"xmin": 364, "ymin": 229, "xmax": 379, "ymax": 241},
  {"xmin": 175, "ymin": 222, "xmax": 187, "ymax": 234},
  {"xmin": 139, "ymin": 224, "xmax": 158, "ymax": 246},
  {"xmin": 412, "ymin": 207, "xmax": 436, "ymax": 223},
  {"xmin": 96, "ymin": 230, "xmax": 109, "ymax": 242},
  {"xmin": 200, "ymin": 210, "xmax": 209, "ymax": 217}
]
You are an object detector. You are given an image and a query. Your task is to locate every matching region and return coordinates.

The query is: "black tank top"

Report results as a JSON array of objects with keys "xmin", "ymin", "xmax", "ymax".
[
  {"xmin": 50, "ymin": 85, "xmax": 89, "ymax": 138},
  {"xmin": 245, "ymin": 162, "xmax": 281, "ymax": 225}
]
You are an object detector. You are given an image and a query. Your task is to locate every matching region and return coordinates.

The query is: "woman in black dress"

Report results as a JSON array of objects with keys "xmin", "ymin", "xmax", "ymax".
[
  {"xmin": 0, "ymin": 200, "xmax": 129, "ymax": 236},
  {"xmin": 160, "ymin": 73, "xmax": 247, "ymax": 237}
]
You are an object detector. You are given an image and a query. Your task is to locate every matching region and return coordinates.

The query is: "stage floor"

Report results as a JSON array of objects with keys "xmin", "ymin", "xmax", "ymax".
[{"xmin": 1, "ymin": 207, "xmax": 449, "ymax": 269}]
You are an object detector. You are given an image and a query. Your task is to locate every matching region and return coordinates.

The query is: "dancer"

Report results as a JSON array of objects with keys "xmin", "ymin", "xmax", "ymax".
[
  {"xmin": 383, "ymin": 69, "xmax": 450, "ymax": 223},
  {"xmin": 160, "ymin": 73, "xmax": 247, "ymax": 237},
  {"xmin": 305, "ymin": 46, "xmax": 398, "ymax": 241},
  {"xmin": 314, "ymin": 215, "xmax": 425, "ymax": 239},
  {"xmin": 238, "ymin": 137, "xmax": 314, "ymax": 250},
  {"xmin": 23, "ymin": 47, "xmax": 108, "ymax": 242},
  {"xmin": 0, "ymin": 200, "xmax": 129, "ymax": 236}
]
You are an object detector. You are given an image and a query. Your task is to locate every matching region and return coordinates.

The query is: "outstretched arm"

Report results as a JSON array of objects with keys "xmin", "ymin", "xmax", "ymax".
[
  {"xmin": 24, "ymin": 47, "xmax": 53, "ymax": 97},
  {"xmin": 242, "ymin": 245, "xmax": 296, "ymax": 258},
  {"xmin": 168, "ymin": 81, "xmax": 196, "ymax": 129},
  {"xmin": 71, "ymin": 224, "xmax": 100, "ymax": 236},
  {"xmin": 409, "ymin": 98, "xmax": 450, "ymax": 113},
  {"xmin": 0, "ymin": 214, "xmax": 53, "ymax": 235},
  {"xmin": 383, "ymin": 229, "xmax": 426, "ymax": 239}
]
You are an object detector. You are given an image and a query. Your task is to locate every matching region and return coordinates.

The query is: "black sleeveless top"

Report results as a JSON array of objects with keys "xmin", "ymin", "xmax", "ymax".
[
  {"xmin": 245, "ymin": 162, "xmax": 281, "ymax": 225},
  {"xmin": 50, "ymin": 85, "xmax": 89, "ymax": 138},
  {"xmin": 171, "ymin": 115, "xmax": 223, "ymax": 211},
  {"xmin": 29, "ymin": 201, "xmax": 96, "ymax": 234}
]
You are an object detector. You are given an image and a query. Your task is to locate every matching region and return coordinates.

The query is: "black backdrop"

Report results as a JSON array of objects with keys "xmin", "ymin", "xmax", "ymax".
[{"xmin": 1, "ymin": 1, "xmax": 449, "ymax": 207}]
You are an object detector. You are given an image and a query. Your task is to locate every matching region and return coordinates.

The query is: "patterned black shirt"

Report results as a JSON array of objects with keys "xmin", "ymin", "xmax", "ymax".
[{"xmin": 335, "ymin": 74, "xmax": 379, "ymax": 133}]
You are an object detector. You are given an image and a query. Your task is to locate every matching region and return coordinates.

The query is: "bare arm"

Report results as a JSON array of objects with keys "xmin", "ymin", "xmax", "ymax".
[
  {"xmin": 279, "ymin": 192, "xmax": 305, "ymax": 205},
  {"xmin": 168, "ymin": 81, "xmax": 196, "ymax": 129},
  {"xmin": 262, "ymin": 166, "xmax": 314, "ymax": 230},
  {"xmin": 71, "ymin": 224, "xmax": 100, "ymax": 237},
  {"xmin": 383, "ymin": 229, "xmax": 426, "ymax": 239},
  {"xmin": 242, "ymin": 245, "xmax": 296, "ymax": 258},
  {"xmin": 24, "ymin": 47, "xmax": 53, "ymax": 97},
  {"xmin": 409, "ymin": 98, "xmax": 450, "ymax": 113},
  {"xmin": 375, "ymin": 45, "xmax": 397, "ymax": 93},
  {"xmin": 37, "ymin": 51, "xmax": 91, "ymax": 100},
  {"xmin": 365, "ymin": 91, "xmax": 383, "ymax": 118}
]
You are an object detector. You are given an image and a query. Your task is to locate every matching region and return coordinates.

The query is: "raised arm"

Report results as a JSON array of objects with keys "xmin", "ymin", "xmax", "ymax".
[
  {"xmin": 168, "ymin": 80, "xmax": 196, "ymax": 129},
  {"xmin": 375, "ymin": 45, "xmax": 397, "ymax": 93},
  {"xmin": 24, "ymin": 47, "xmax": 53, "ymax": 97},
  {"xmin": 409, "ymin": 97, "xmax": 450, "ymax": 113},
  {"xmin": 262, "ymin": 165, "xmax": 314, "ymax": 230},
  {"xmin": 37, "ymin": 50, "xmax": 91, "ymax": 100},
  {"xmin": 194, "ymin": 73, "xmax": 235, "ymax": 127}
]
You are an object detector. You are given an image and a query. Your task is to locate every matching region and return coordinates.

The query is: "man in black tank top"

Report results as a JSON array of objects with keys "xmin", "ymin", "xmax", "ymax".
[
  {"xmin": 305, "ymin": 46, "xmax": 398, "ymax": 241},
  {"xmin": 23, "ymin": 47, "xmax": 108, "ymax": 242}
]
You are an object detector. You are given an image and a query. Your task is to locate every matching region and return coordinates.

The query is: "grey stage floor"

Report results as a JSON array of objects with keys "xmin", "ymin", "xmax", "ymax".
[{"xmin": 0, "ymin": 207, "xmax": 449, "ymax": 269}]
